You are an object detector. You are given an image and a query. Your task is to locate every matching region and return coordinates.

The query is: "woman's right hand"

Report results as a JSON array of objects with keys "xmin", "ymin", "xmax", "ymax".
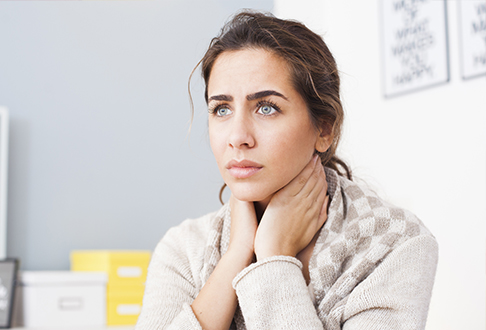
[
  {"xmin": 228, "ymin": 194, "xmax": 258, "ymax": 263},
  {"xmin": 191, "ymin": 195, "xmax": 257, "ymax": 330}
]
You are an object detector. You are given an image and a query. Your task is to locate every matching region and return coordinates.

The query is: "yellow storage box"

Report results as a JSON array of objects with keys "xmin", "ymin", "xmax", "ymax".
[
  {"xmin": 70, "ymin": 250, "xmax": 151, "ymax": 325},
  {"xmin": 70, "ymin": 250, "xmax": 151, "ymax": 286},
  {"xmin": 107, "ymin": 284, "xmax": 145, "ymax": 326}
]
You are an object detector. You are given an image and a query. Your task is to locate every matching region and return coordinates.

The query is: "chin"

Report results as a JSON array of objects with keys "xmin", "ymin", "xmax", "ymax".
[{"xmin": 228, "ymin": 184, "xmax": 273, "ymax": 203}]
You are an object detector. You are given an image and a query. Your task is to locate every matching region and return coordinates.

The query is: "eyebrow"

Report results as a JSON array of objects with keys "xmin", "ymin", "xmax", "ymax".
[
  {"xmin": 247, "ymin": 90, "xmax": 288, "ymax": 101},
  {"xmin": 207, "ymin": 90, "xmax": 288, "ymax": 103},
  {"xmin": 208, "ymin": 94, "xmax": 233, "ymax": 103}
]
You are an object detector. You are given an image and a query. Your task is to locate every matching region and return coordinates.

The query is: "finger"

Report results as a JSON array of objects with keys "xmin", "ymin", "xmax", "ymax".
[
  {"xmin": 317, "ymin": 194, "xmax": 330, "ymax": 229},
  {"xmin": 229, "ymin": 194, "xmax": 241, "ymax": 215},
  {"xmin": 231, "ymin": 195, "xmax": 256, "ymax": 218},
  {"xmin": 299, "ymin": 159, "xmax": 325, "ymax": 199},
  {"xmin": 308, "ymin": 163, "xmax": 328, "ymax": 200},
  {"xmin": 308, "ymin": 174, "xmax": 327, "ymax": 215},
  {"xmin": 301, "ymin": 186, "xmax": 327, "ymax": 240},
  {"xmin": 321, "ymin": 165, "xmax": 328, "ymax": 194},
  {"xmin": 284, "ymin": 154, "xmax": 319, "ymax": 196}
]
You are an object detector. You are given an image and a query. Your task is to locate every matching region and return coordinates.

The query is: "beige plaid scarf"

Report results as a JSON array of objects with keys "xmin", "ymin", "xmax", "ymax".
[{"xmin": 198, "ymin": 168, "xmax": 429, "ymax": 329}]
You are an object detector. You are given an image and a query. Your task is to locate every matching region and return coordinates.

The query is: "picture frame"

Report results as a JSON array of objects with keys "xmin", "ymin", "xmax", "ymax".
[
  {"xmin": 458, "ymin": 0, "xmax": 486, "ymax": 80},
  {"xmin": 380, "ymin": 0, "xmax": 450, "ymax": 97},
  {"xmin": 0, "ymin": 259, "xmax": 18, "ymax": 329}
]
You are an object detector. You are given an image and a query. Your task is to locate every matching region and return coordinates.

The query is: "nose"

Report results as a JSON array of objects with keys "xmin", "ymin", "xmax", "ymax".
[{"xmin": 228, "ymin": 113, "xmax": 256, "ymax": 149}]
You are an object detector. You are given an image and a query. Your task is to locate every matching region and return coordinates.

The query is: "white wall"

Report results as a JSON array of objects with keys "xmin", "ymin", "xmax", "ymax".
[{"xmin": 275, "ymin": 1, "xmax": 485, "ymax": 329}]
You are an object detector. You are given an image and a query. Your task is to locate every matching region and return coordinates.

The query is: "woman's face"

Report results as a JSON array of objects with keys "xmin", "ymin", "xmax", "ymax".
[{"xmin": 207, "ymin": 48, "xmax": 329, "ymax": 205}]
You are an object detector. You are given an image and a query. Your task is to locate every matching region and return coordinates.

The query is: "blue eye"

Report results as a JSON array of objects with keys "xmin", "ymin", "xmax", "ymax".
[
  {"xmin": 216, "ymin": 107, "xmax": 232, "ymax": 117},
  {"xmin": 258, "ymin": 104, "xmax": 277, "ymax": 115}
]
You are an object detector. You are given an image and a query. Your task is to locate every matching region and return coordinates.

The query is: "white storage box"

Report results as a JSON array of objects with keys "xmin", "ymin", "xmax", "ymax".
[{"xmin": 13, "ymin": 271, "xmax": 107, "ymax": 327}]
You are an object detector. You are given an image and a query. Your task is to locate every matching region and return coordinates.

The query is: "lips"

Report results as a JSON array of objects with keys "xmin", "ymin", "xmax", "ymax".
[{"xmin": 226, "ymin": 159, "xmax": 263, "ymax": 179}]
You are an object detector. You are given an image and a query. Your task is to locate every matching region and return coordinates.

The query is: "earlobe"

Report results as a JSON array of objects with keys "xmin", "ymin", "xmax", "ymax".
[
  {"xmin": 315, "ymin": 125, "xmax": 333, "ymax": 153},
  {"xmin": 315, "ymin": 135, "xmax": 331, "ymax": 153}
]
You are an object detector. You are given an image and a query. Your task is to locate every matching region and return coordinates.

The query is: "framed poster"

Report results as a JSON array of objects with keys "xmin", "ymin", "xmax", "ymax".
[
  {"xmin": 458, "ymin": 0, "xmax": 486, "ymax": 80},
  {"xmin": 380, "ymin": 0, "xmax": 450, "ymax": 97},
  {"xmin": 0, "ymin": 259, "xmax": 18, "ymax": 329}
]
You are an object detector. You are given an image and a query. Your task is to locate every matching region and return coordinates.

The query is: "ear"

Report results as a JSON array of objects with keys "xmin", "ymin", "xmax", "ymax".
[{"xmin": 314, "ymin": 124, "xmax": 333, "ymax": 153}]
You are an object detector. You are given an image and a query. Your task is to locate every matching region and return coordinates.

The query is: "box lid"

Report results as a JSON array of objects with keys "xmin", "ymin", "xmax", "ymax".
[
  {"xmin": 19, "ymin": 271, "xmax": 108, "ymax": 286},
  {"xmin": 71, "ymin": 250, "xmax": 151, "ymax": 261}
]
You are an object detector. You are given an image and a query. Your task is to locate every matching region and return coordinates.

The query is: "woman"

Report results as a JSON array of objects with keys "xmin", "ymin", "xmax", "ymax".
[{"xmin": 136, "ymin": 11, "xmax": 438, "ymax": 330}]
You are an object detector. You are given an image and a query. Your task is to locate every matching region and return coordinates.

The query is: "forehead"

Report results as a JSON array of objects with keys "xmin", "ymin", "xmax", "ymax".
[{"xmin": 207, "ymin": 48, "xmax": 293, "ymax": 96}]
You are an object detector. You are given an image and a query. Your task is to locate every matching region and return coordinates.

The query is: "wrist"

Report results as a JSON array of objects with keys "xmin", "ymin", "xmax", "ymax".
[
  {"xmin": 225, "ymin": 246, "xmax": 255, "ymax": 268},
  {"xmin": 255, "ymin": 246, "xmax": 297, "ymax": 261}
]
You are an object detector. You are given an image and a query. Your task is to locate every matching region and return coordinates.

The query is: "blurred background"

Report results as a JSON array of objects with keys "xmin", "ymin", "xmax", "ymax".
[{"xmin": 0, "ymin": 0, "xmax": 484, "ymax": 329}]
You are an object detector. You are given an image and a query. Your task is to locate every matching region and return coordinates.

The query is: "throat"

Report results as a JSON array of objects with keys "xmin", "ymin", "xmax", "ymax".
[{"xmin": 254, "ymin": 197, "xmax": 271, "ymax": 223}]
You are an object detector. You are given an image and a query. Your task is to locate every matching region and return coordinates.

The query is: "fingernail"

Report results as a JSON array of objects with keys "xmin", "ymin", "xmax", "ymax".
[{"xmin": 313, "ymin": 154, "xmax": 319, "ymax": 164}]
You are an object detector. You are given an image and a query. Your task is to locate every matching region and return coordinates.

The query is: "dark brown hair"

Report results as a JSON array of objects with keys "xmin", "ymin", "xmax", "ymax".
[{"xmin": 194, "ymin": 11, "xmax": 352, "ymax": 202}]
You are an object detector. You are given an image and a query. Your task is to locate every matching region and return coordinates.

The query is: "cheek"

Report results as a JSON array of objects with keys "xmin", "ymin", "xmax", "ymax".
[
  {"xmin": 274, "ymin": 143, "xmax": 313, "ymax": 181},
  {"xmin": 263, "ymin": 126, "xmax": 317, "ymax": 181},
  {"xmin": 273, "ymin": 124, "xmax": 317, "ymax": 160},
  {"xmin": 208, "ymin": 125, "xmax": 225, "ymax": 166}
]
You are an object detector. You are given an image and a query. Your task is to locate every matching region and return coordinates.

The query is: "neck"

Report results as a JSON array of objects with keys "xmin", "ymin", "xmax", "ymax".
[{"xmin": 254, "ymin": 196, "xmax": 272, "ymax": 222}]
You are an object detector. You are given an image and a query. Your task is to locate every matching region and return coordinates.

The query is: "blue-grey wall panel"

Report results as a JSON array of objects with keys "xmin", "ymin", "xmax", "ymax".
[{"xmin": 0, "ymin": 0, "xmax": 273, "ymax": 270}]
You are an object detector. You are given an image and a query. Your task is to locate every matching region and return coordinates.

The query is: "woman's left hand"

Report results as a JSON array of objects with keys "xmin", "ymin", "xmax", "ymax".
[{"xmin": 254, "ymin": 155, "xmax": 329, "ymax": 260}]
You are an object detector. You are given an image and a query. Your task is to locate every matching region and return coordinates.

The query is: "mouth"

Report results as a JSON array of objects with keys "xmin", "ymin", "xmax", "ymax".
[{"xmin": 226, "ymin": 159, "xmax": 263, "ymax": 179}]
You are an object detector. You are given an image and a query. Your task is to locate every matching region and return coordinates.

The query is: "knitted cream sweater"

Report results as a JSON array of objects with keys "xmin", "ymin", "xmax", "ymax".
[{"xmin": 136, "ymin": 168, "xmax": 438, "ymax": 330}]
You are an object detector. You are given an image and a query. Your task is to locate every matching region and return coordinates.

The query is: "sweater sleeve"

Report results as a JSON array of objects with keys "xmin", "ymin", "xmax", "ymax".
[
  {"xmin": 342, "ymin": 235, "xmax": 438, "ymax": 330},
  {"xmin": 135, "ymin": 221, "xmax": 206, "ymax": 330},
  {"xmin": 233, "ymin": 256, "xmax": 324, "ymax": 329},
  {"xmin": 232, "ymin": 235, "xmax": 438, "ymax": 330}
]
